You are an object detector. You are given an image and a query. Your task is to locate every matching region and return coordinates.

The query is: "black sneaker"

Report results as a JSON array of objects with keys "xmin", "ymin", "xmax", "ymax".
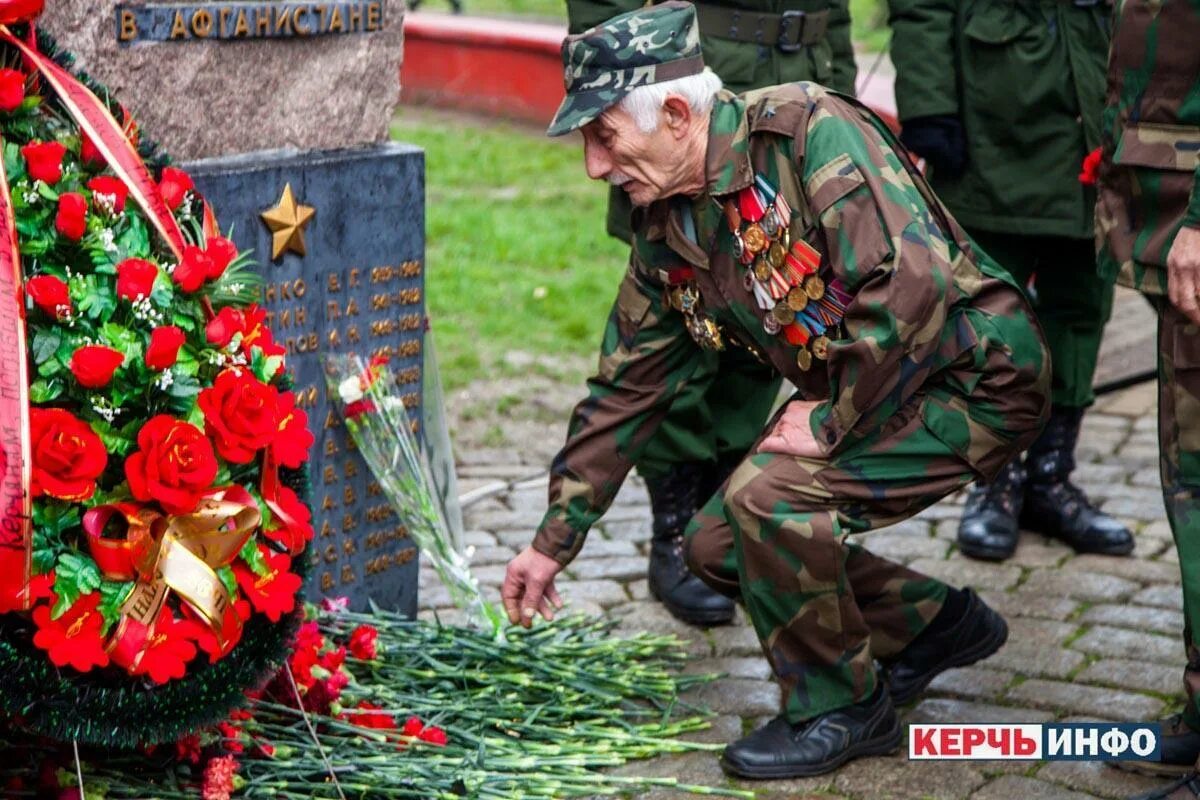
[
  {"xmin": 1114, "ymin": 714, "xmax": 1200, "ymax": 777},
  {"xmin": 883, "ymin": 588, "xmax": 1008, "ymax": 705},
  {"xmin": 719, "ymin": 684, "xmax": 901, "ymax": 779}
]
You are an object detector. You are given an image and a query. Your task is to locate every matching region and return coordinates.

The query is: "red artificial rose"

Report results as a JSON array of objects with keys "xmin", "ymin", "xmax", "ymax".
[
  {"xmin": 145, "ymin": 325, "xmax": 186, "ymax": 371},
  {"xmin": 205, "ymin": 306, "xmax": 243, "ymax": 348},
  {"xmin": 272, "ymin": 392, "xmax": 313, "ymax": 469},
  {"xmin": 115, "ymin": 257, "xmax": 159, "ymax": 301},
  {"xmin": 124, "ymin": 415, "xmax": 218, "ymax": 514},
  {"xmin": 30, "ymin": 408, "xmax": 107, "ymax": 501},
  {"xmin": 159, "ymin": 166, "xmax": 194, "ymax": 211},
  {"xmin": 79, "ymin": 132, "xmax": 103, "ymax": 167},
  {"xmin": 342, "ymin": 702, "xmax": 397, "ymax": 731},
  {"xmin": 0, "ymin": 68, "xmax": 25, "ymax": 112},
  {"xmin": 54, "ymin": 192, "xmax": 87, "ymax": 241},
  {"xmin": 206, "ymin": 236, "xmax": 238, "ymax": 280},
  {"xmin": 198, "ymin": 368, "xmax": 281, "ymax": 464},
  {"xmin": 173, "ymin": 244, "xmax": 212, "ymax": 293},
  {"xmin": 1079, "ymin": 146, "xmax": 1102, "ymax": 187},
  {"xmin": 261, "ymin": 485, "xmax": 313, "ymax": 554},
  {"xmin": 131, "ymin": 607, "xmax": 202, "ymax": 684},
  {"xmin": 87, "ymin": 175, "xmax": 129, "ymax": 214},
  {"xmin": 24, "ymin": 274, "xmax": 70, "ymax": 319},
  {"xmin": 348, "ymin": 624, "xmax": 379, "ymax": 660},
  {"xmin": 233, "ymin": 545, "xmax": 302, "ymax": 622},
  {"xmin": 21, "ymin": 140, "xmax": 66, "ymax": 184},
  {"xmin": 31, "ymin": 592, "xmax": 110, "ymax": 673},
  {"xmin": 69, "ymin": 344, "xmax": 124, "ymax": 388}
]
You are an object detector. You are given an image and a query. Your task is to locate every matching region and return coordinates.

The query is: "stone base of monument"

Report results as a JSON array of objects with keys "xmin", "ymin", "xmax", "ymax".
[{"xmin": 187, "ymin": 142, "xmax": 424, "ymax": 615}]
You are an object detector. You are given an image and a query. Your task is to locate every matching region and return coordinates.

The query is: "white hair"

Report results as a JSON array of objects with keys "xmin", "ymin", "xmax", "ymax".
[{"xmin": 617, "ymin": 68, "xmax": 724, "ymax": 133}]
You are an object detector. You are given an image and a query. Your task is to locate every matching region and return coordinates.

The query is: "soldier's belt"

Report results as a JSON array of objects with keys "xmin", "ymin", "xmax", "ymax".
[{"xmin": 690, "ymin": 4, "xmax": 831, "ymax": 51}]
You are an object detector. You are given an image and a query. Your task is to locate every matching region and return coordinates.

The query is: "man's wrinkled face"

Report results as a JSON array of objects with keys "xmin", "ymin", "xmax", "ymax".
[{"xmin": 580, "ymin": 105, "xmax": 685, "ymax": 207}]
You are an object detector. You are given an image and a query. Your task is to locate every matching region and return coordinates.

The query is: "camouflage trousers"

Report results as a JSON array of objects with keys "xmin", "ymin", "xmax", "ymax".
[
  {"xmin": 1149, "ymin": 299, "xmax": 1200, "ymax": 732},
  {"xmin": 685, "ymin": 393, "xmax": 996, "ymax": 723}
]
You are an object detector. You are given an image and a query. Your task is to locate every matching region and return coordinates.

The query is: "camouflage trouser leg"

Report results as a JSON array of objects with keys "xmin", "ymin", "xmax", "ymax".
[
  {"xmin": 685, "ymin": 396, "xmax": 978, "ymax": 723},
  {"xmin": 1150, "ymin": 299, "xmax": 1200, "ymax": 731}
]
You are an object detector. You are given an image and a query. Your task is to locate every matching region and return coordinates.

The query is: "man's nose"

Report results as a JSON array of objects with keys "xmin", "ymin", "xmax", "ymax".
[{"xmin": 584, "ymin": 139, "xmax": 611, "ymax": 180}]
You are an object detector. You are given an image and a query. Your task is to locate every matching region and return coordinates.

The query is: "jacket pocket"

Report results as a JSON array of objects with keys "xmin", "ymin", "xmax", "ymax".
[{"xmin": 1114, "ymin": 122, "xmax": 1200, "ymax": 172}]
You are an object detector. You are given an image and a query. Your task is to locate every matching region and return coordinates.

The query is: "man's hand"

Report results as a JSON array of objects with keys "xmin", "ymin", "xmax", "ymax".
[
  {"xmin": 1168, "ymin": 226, "xmax": 1200, "ymax": 326},
  {"xmin": 501, "ymin": 547, "xmax": 565, "ymax": 628},
  {"xmin": 757, "ymin": 400, "xmax": 825, "ymax": 459}
]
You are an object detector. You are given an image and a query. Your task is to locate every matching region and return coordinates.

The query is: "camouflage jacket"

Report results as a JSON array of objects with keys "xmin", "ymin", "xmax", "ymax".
[
  {"xmin": 889, "ymin": 0, "xmax": 1110, "ymax": 238},
  {"xmin": 533, "ymin": 84, "xmax": 1050, "ymax": 565},
  {"xmin": 566, "ymin": 0, "xmax": 858, "ymax": 95},
  {"xmin": 1096, "ymin": 0, "xmax": 1200, "ymax": 295}
]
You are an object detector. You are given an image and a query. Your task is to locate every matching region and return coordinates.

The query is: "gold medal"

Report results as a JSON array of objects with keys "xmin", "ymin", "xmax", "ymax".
[
  {"xmin": 669, "ymin": 286, "xmax": 686, "ymax": 311},
  {"xmin": 812, "ymin": 336, "xmax": 830, "ymax": 360},
  {"xmin": 772, "ymin": 301, "xmax": 794, "ymax": 325},
  {"xmin": 753, "ymin": 259, "xmax": 773, "ymax": 282},
  {"xmin": 786, "ymin": 286, "xmax": 809, "ymax": 312},
  {"xmin": 742, "ymin": 223, "xmax": 767, "ymax": 254},
  {"xmin": 702, "ymin": 317, "xmax": 724, "ymax": 350},
  {"xmin": 804, "ymin": 274, "xmax": 825, "ymax": 301},
  {"xmin": 768, "ymin": 241, "xmax": 786, "ymax": 269},
  {"xmin": 796, "ymin": 347, "xmax": 812, "ymax": 371}
]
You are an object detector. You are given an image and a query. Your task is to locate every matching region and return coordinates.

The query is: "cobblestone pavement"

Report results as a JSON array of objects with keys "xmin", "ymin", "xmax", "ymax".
[{"xmin": 428, "ymin": 295, "xmax": 1177, "ymax": 800}]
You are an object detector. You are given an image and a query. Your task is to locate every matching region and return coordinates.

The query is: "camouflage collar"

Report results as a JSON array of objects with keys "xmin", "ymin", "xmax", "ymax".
[{"xmin": 704, "ymin": 91, "xmax": 755, "ymax": 198}]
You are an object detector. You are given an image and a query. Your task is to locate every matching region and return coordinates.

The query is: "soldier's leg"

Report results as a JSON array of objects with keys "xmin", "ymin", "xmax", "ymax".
[{"xmin": 1019, "ymin": 236, "xmax": 1132, "ymax": 554}]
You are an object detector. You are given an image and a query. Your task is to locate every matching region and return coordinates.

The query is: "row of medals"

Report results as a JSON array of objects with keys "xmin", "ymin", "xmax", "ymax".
[{"xmin": 725, "ymin": 177, "xmax": 847, "ymax": 372}]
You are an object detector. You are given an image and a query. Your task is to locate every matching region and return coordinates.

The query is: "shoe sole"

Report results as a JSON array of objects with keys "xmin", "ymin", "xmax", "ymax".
[
  {"xmin": 957, "ymin": 542, "xmax": 1017, "ymax": 562},
  {"xmin": 719, "ymin": 714, "xmax": 903, "ymax": 779},
  {"xmin": 648, "ymin": 582, "xmax": 734, "ymax": 626},
  {"xmin": 891, "ymin": 610, "xmax": 1009, "ymax": 706},
  {"xmin": 1019, "ymin": 517, "xmax": 1136, "ymax": 556}
]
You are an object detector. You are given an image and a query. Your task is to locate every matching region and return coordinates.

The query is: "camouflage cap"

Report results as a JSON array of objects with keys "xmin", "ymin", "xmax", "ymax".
[{"xmin": 546, "ymin": 1, "xmax": 704, "ymax": 137}]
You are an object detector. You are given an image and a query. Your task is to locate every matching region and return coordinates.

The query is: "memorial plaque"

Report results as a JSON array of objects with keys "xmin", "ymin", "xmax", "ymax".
[{"xmin": 187, "ymin": 142, "xmax": 424, "ymax": 614}]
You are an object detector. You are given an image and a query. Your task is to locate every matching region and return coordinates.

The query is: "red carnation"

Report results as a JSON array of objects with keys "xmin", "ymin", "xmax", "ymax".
[
  {"xmin": 262, "ymin": 485, "xmax": 313, "ymax": 554},
  {"xmin": 320, "ymin": 645, "xmax": 346, "ymax": 673},
  {"xmin": 201, "ymin": 755, "xmax": 238, "ymax": 800},
  {"xmin": 198, "ymin": 368, "xmax": 281, "ymax": 463},
  {"xmin": 160, "ymin": 166, "xmax": 194, "ymax": 211},
  {"xmin": 0, "ymin": 68, "xmax": 24, "ymax": 112},
  {"xmin": 348, "ymin": 624, "xmax": 379, "ymax": 660},
  {"xmin": 54, "ymin": 192, "xmax": 87, "ymax": 241},
  {"xmin": 124, "ymin": 415, "xmax": 218, "ymax": 514},
  {"xmin": 233, "ymin": 545, "xmax": 302, "ymax": 622},
  {"xmin": 87, "ymin": 175, "xmax": 128, "ymax": 213},
  {"xmin": 273, "ymin": 392, "xmax": 313, "ymax": 469},
  {"xmin": 342, "ymin": 701, "xmax": 397, "ymax": 731},
  {"xmin": 31, "ymin": 592, "xmax": 110, "ymax": 673},
  {"xmin": 173, "ymin": 244, "xmax": 212, "ymax": 293},
  {"xmin": 238, "ymin": 304, "xmax": 286, "ymax": 359},
  {"xmin": 24, "ymin": 274, "xmax": 70, "ymax": 319},
  {"xmin": 1079, "ymin": 147, "xmax": 1102, "ymax": 187},
  {"xmin": 175, "ymin": 734, "xmax": 203, "ymax": 765},
  {"xmin": 115, "ymin": 257, "xmax": 159, "ymax": 301},
  {"xmin": 21, "ymin": 140, "xmax": 66, "ymax": 184},
  {"xmin": 30, "ymin": 408, "xmax": 107, "ymax": 501},
  {"xmin": 206, "ymin": 236, "xmax": 238, "ymax": 280},
  {"xmin": 69, "ymin": 344, "xmax": 124, "ymax": 388},
  {"xmin": 130, "ymin": 607, "xmax": 202, "ymax": 685},
  {"xmin": 145, "ymin": 325, "xmax": 185, "ymax": 371}
]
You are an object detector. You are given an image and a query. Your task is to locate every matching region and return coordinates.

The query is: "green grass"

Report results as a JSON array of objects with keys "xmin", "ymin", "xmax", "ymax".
[{"xmin": 391, "ymin": 110, "xmax": 625, "ymax": 390}]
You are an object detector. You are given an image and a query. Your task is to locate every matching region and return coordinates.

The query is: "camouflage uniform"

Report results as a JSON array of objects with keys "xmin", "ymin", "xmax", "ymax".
[
  {"xmin": 543, "ymin": 35, "xmax": 1051, "ymax": 716},
  {"xmin": 1096, "ymin": 0, "xmax": 1200, "ymax": 732},
  {"xmin": 566, "ymin": 0, "xmax": 859, "ymax": 486}
]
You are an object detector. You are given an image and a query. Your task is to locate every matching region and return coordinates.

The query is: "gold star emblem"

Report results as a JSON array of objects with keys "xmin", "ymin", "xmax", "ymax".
[{"xmin": 260, "ymin": 183, "xmax": 315, "ymax": 259}]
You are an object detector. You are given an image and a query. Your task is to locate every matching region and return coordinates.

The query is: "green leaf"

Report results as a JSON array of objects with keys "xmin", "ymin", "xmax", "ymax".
[
  {"xmin": 92, "ymin": 418, "xmax": 136, "ymax": 456},
  {"xmin": 217, "ymin": 565, "xmax": 238, "ymax": 599},
  {"xmin": 52, "ymin": 552, "xmax": 102, "ymax": 619},
  {"xmin": 238, "ymin": 538, "xmax": 270, "ymax": 578},
  {"xmin": 30, "ymin": 327, "xmax": 61, "ymax": 365},
  {"xmin": 97, "ymin": 580, "xmax": 135, "ymax": 636},
  {"xmin": 35, "ymin": 180, "xmax": 59, "ymax": 202},
  {"xmin": 29, "ymin": 378, "xmax": 63, "ymax": 403}
]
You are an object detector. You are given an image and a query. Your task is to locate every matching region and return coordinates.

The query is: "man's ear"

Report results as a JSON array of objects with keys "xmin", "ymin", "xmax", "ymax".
[{"xmin": 662, "ymin": 95, "xmax": 693, "ymax": 139}]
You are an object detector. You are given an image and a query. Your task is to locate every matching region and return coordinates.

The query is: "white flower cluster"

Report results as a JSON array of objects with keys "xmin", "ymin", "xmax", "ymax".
[
  {"xmin": 130, "ymin": 295, "xmax": 164, "ymax": 325},
  {"xmin": 92, "ymin": 192, "xmax": 119, "ymax": 218},
  {"xmin": 98, "ymin": 227, "xmax": 118, "ymax": 253},
  {"xmin": 91, "ymin": 395, "xmax": 122, "ymax": 424},
  {"xmin": 156, "ymin": 369, "xmax": 174, "ymax": 392}
]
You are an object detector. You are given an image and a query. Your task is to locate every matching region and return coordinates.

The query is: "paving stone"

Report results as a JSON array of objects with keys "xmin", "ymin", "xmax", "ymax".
[
  {"xmin": 1095, "ymin": 381, "xmax": 1156, "ymax": 417},
  {"xmin": 1075, "ymin": 461, "xmax": 1139, "ymax": 481},
  {"xmin": 1071, "ymin": 625, "xmax": 1182, "ymax": 664},
  {"xmin": 972, "ymin": 775, "xmax": 1097, "ymax": 800},
  {"xmin": 1005, "ymin": 678, "xmax": 1163, "ymax": 721},
  {"xmin": 1161, "ymin": 545, "xmax": 1179, "ymax": 564},
  {"xmin": 738, "ymin": 771, "xmax": 837, "ymax": 800},
  {"xmin": 1004, "ymin": 534, "xmax": 1074, "ymax": 568},
  {"xmin": 685, "ymin": 677, "xmax": 781, "ymax": 717},
  {"xmin": 834, "ymin": 754, "xmax": 986, "ymax": 800},
  {"xmin": 457, "ymin": 462, "xmax": 542, "ymax": 479},
  {"xmin": 908, "ymin": 557, "xmax": 1023, "ymax": 591},
  {"xmin": 904, "ymin": 698, "xmax": 1055, "ymax": 725},
  {"xmin": 462, "ymin": 529, "xmax": 497, "ymax": 547},
  {"xmin": 1133, "ymin": 583, "xmax": 1183, "ymax": 608},
  {"xmin": 417, "ymin": 584, "xmax": 454, "ymax": 610},
  {"xmin": 713, "ymin": 623, "xmax": 764, "ymax": 658},
  {"xmin": 567, "ymin": 556, "xmax": 648, "ymax": 582},
  {"xmin": 978, "ymin": 591, "xmax": 1079, "ymax": 622},
  {"xmin": 466, "ymin": 545, "xmax": 517, "ymax": 566},
  {"xmin": 1131, "ymin": 466, "xmax": 1163, "ymax": 487},
  {"xmin": 1132, "ymin": 534, "xmax": 1171, "ymax": 559},
  {"xmin": 1065, "ymin": 554, "xmax": 1181, "ymax": 585},
  {"xmin": 1019, "ymin": 569, "xmax": 1139, "ymax": 602},
  {"xmin": 572, "ymin": 538, "xmax": 640, "ymax": 558},
  {"xmin": 856, "ymin": 530, "xmax": 949, "ymax": 563},
  {"xmin": 600, "ymin": 518, "xmax": 652, "ymax": 542},
  {"xmin": 464, "ymin": 507, "xmax": 546, "ymax": 530},
  {"xmin": 611, "ymin": 601, "xmax": 712, "ymax": 658},
  {"xmin": 927, "ymin": 667, "xmax": 1014, "ymax": 702},
  {"xmin": 466, "ymin": 564, "xmax": 509, "ymax": 586},
  {"xmin": 628, "ymin": 578, "xmax": 650, "ymax": 601},
  {"xmin": 507, "ymin": 488, "xmax": 548, "ymax": 510},
  {"xmin": 1140, "ymin": 519, "xmax": 1175, "ymax": 541},
  {"xmin": 685, "ymin": 657, "xmax": 774, "ymax": 681},
  {"xmin": 1037, "ymin": 760, "xmax": 1163, "ymax": 800},
  {"xmin": 1080, "ymin": 604, "xmax": 1184, "ymax": 635},
  {"xmin": 1103, "ymin": 485, "xmax": 1169, "ymax": 514},
  {"xmin": 1077, "ymin": 658, "xmax": 1183, "ymax": 696},
  {"xmin": 555, "ymin": 579, "xmax": 629, "ymax": 609},
  {"xmin": 986, "ymin": 618, "xmax": 1086, "ymax": 678},
  {"xmin": 677, "ymin": 713, "xmax": 744, "ymax": 745},
  {"xmin": 610, "ymin": 751, "xmax": 732, "ymax": 799}
]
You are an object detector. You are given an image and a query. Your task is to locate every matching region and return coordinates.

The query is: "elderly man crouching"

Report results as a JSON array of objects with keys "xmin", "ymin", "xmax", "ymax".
[{"xmin": 501, "ymin": 2, "xmax": 1050, "ymax": 778}]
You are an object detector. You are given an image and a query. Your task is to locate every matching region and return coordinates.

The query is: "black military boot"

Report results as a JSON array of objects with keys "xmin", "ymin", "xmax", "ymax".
[
  {"xmin": 645, "ymin": 463, "xmax": 735, "ymax": 626},
  {"xmin": 719, "ymin": 683, "xmax": 902, "ymax": 778},
  {"xmin": 1115, "ymin": 714, "xmax": 1200, "ymax": 777},
  {"xmin": 1021, "ymin": 406, "xmax": 1134, "ymax": 555},
  {"xmin": 957, "ymin": 460, "xmax": 1025, "ymax": 561}
]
